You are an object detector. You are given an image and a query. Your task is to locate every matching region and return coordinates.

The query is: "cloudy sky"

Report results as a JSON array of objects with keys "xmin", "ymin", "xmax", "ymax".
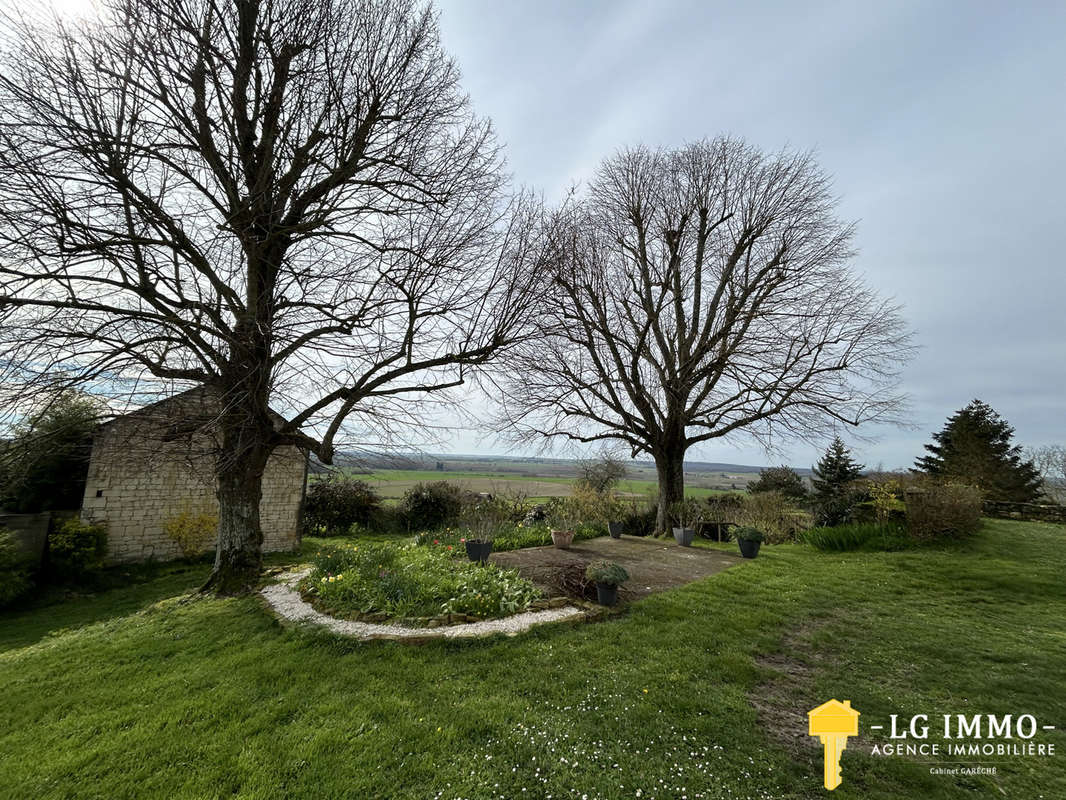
[{"xmin": 432, "ymin": 0, "xmax": 1065, "ymax": 469}]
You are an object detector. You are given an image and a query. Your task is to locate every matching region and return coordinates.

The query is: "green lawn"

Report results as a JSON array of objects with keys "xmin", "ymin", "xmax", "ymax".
[
  {"xmin": 1, "ymin": 519, "xmax": 1063, "ymax": 798},
  {"xmin": 341, "ymin": 467, "xmax": 721, "ymax": 502}
]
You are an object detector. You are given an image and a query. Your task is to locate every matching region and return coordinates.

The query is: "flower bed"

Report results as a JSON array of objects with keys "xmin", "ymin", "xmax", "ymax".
[
  {"xmin": 302, "ymin": 542, "xmax": 542, "ymax": 624},
  {"xmin": 414, "ymin": 522, "xmax": 603, "ymax": 553}
]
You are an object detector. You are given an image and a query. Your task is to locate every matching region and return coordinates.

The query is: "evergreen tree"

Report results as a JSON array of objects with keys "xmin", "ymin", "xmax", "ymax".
[
  {"xmin": 0, "ymin": 391, "xmax": 99, "ymax": 512},
  {"xmin": 914, "ymin": 400, "xmax": 1043, "ymax": 502},
  {"xmin": 748, "ymin": 466, "xmax": 808, "ymax": 501},
  {"xmin": 812, "ymin": 437, "xmax": 865, "ymax": 496},
  {"xmin": 811, "ymin": 437, "xmax": 865, "ymax": 524}
]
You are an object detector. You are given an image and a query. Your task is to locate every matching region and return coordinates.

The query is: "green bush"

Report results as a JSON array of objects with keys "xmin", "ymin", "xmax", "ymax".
[
  {"xmin": 621, "ymin": 504, "xmax": 657, "ymax": 537},
  {"xmin": 906, "ymin": 483, "xmax": 983, "ymax": 540},
  {"xmin": 585, "ymin": 560, "xmax": 629, "ymax": 586},
  {"xmin": 401, "ymin": 481, "xmax": 469, "ymax": 531},
  {"xmin": 748, "ymin": 466, "xmax": 808, "ymax": 500},
  {"xmin": 305, "ymin": 541, "xmax": 541, "ymax": 621},
  {"xmin": 303, "ymin": 473, "xmax": 382, "ymax": 535},
  {"xmin": 0, "ymin": 527, "xmax": 33, "ymax": 608},
  {"xmin": 733, "ymin": 526, "xmax": 765, "ymax": 543},
  {"xmin": 801, "ymin": 522, "xmax": 910, "ymax": 552},
  {"xmin": 163, "ymin": 507, "xmax": 217, "ymax": 557},
  {"xmin": 49, "ymin": 517, "xmax": 107, "ymax": 579}
]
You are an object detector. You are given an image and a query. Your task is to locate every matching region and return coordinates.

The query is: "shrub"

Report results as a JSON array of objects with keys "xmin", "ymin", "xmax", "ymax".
[
  {"xmin": 303, "ymin": 473, "xmax": 382, "ymax": 535},
  {"xmin": 748, "ymin": 466, "xmax": 808, "ymax": 501},
  {"xmin": 705, "ymin": 493, "xmax": 745, "ymax": 522},
  {"xmin": 0, "ymin": 390, "xmax": 98, "ymax": 513},
  {"xmin": 734, "ymin": 491, "xmax": 812, "ymax": 544},
  {"xmin": 540, "ymin": 486, "xmax": 619, "ymax": 536},
  {"xmin": 812, "ymin": 486, "xmax": 867, "ymax": 527},
  {"xmin": 585, "ymin": 560, "xmax": 629, "ymax": 586},
  {"xmin": 305, "ymin": 541, "xmax": 540, "ymax": 621},
  {"xmin": 906, "ymin": 483, "xmax": 983, "ymax": 540},
  {"xmin": 703, "ymin": 493, "xmax": 745, "ymax": 539},
  {"xmin": 0, "ymin": 527, "xmax": 32, "ymax": 608},
  {"xmin": 49, "ymin": 517, "xmax": 107, "ymax": 579},
  {"xmin": 163, "ymin": 508, "xmax": 217, "ymax": 557},
  {"xmin": 620, "ymin": 497, "xmax": 657, "ymax": 537},
  {"xmin": 801, "ymin": 522, "xmax": 909, "ymax": 552},
  {"xmin": 401, "ymin": 481, "xmax": 468, "ymax": 531},
  {"xmin": 866, "ymin": 479, "xmax": 906, "ymax": 524}
]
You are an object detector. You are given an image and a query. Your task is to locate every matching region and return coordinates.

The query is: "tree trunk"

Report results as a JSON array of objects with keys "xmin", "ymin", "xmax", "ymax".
[
  {"xmin": 202, "ymin": 407, "xmax": 273, "ymax": 595},
  {"xmin": 654, "ymin": 448, "xmax": 686, "ymax": 535}
]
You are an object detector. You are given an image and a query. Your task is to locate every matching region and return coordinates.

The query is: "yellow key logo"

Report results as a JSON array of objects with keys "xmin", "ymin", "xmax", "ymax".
[{"xmin": 808, "ymin": 700, "xmax": 860, "ymax": 790}]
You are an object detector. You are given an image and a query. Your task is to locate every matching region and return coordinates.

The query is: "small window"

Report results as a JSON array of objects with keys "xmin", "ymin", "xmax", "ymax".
[{"xmin": 95, "ymin": 489, "xmax": 104, "ymax": 498}]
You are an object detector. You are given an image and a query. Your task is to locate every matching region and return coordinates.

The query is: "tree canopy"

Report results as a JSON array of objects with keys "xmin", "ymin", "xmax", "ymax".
[
  {"xmin": 0, "ymin": 391, "xmax": 100, "ymax": 513},
  {"xmin": 495, "ymin": 138, "xmax": 913, "ymax": 532},
  {"xmin": 0, "ymin": 0, "xmax": 544, "ymax": 590},
  {"xmin": 915, "ymin": 400, "xmax": 1042, "ymax": 503},
  {"xmin": 748, "ymin": 466, "xmax": 808, "ymax": 500}
]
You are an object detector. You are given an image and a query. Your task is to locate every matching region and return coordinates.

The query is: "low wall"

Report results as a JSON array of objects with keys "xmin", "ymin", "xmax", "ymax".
[{"xmin": 982, "ymin": 501, "xmax": 1066, "ymax": 524}]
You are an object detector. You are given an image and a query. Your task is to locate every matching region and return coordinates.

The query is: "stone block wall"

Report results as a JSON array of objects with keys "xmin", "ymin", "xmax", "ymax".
[
  {"xmin": 982, "ymin": 500, "xmax": 1066, "ymax": 525},
  {"xmin": 80, "ymin": 390, "xmax": 306, "ymax": 563}
]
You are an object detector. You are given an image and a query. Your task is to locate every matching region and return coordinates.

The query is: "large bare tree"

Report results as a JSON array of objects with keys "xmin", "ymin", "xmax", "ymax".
[
  {"xmin": 497, "ymin": 139, "xmax": 913, "ymax": 533},
  {"xmin": 0, "ymin": 0, "xmax": 545, "ymax": 590}
]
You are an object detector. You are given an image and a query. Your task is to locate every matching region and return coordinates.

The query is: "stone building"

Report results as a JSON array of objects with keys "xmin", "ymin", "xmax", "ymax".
[{"xmin": 80, "ymin": 388, "xmax": 307, "ymax": 562}]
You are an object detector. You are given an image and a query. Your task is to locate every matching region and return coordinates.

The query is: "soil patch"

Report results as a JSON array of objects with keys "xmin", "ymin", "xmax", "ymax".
[
  {"xmin": 490, "ymin": 535, "xmax": 744, "ymax": 600},
  {"xmin": 750, "ymin": 613, "xmax": 873, "ymax": 758}
]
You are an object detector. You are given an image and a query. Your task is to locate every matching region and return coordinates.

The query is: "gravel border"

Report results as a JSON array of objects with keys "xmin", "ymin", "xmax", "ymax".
[{"xmin": 260, "ymin": 570, "xmax": 588, "ymax": 641}]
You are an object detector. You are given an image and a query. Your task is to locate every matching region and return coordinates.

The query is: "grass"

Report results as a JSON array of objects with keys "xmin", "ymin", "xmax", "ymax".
[
  {"xmin": 343, "ymin": 468, "xmax": 723, "ymax": 502},
  {"xmin": 0, "ymin": 519, "xmax": 1063, "ymax": 798}
]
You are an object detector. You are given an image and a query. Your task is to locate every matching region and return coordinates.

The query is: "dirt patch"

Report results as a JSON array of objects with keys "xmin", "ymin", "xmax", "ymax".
[
  {"xmin": 490, "ymin": 535, "xmax": 744, "ymax": 600},
  {"xmin": 750, "ymin": 613, "xmax": 873, "ymax": 758}
]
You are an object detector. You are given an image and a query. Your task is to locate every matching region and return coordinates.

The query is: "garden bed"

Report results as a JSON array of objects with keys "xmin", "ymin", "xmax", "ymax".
[
  {"xmin": 262, "ymin": 569, "xmax": 591, "ymax": 641},
  {"xmin": 299, "ymin": 541, "xmax": 557, "ymax": 627},
  {"xmin": 491, "ymin": 535, "xmax": 744, "ymax": 599}
]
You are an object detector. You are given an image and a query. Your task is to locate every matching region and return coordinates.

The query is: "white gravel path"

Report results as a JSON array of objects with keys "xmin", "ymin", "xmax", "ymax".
[{"xmin": 261, "ymin": 570, "xmax": 587, "ymax": 641}]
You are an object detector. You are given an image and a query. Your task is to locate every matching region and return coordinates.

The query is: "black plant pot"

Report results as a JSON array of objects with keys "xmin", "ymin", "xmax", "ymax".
[
  {"xmin": 672, "ymin": 527, "xmax": 695, "ymax": 547},
  {"xmin": 465, "ymin": 539, "xmax": 493, "ymax": 563},
  {"xmin": 608, "ymin": 521, "xmax": 624, "ymax": 539},
  {"xmin": 737, "ymin": 538, "xmax": 761, "ymax": 559},
  {"xmin": 595, "ymin": 582, "xmax": 619, "ymax": 606}
]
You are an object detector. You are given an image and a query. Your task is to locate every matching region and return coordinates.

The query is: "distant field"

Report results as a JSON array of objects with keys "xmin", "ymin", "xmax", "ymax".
[{"xmin": 343, "ymin": 468, "xmax": 723, "ymax": 501}]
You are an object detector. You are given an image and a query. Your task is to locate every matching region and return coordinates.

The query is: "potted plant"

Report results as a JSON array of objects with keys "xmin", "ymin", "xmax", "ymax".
[
  {"xmin": 585, "ymin": 560, "xmax": 629, "ymax": 606},
  {"xmin": 734, "ymin": 526, "xmax": 765, "ymax": 558},
  {"xmin": 607, "ymin": 521, "xmax": 624, "ymax": 539},
  {"xmin": 670, "ymin": 499, "xmax": 704, "ymax": 547},
  {"xmin": 460, "ymin": 502, "xmax": 504, "ymax": 563},
  {"xmin": 548, "ymin": 508, "xmax": 577, "ymax": 549}
]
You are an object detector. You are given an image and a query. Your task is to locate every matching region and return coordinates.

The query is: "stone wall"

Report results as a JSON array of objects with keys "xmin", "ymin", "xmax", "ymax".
[
  {"xmin": 80, "ymin": 390, "xmax": 306, "ymax": 562},
  {"xmin": 982, "ymin": 500, "xmax": 1066, "ymax": 525}
]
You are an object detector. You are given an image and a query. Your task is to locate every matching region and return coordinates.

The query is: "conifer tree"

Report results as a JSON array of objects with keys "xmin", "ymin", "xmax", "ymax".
[
  {"xmin": 915, "ymin": 400, "xmax": 1042, "ymax": 503},
  {"xmin": 811, "ymin": 437, "xmax": 865, "ymax": 524},
  {"xmin": 813, "ymin": 437, "xmax": 865, "ymax": 496}
]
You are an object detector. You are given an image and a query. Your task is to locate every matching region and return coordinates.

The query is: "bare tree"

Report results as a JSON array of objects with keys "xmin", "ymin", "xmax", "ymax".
[
  {"xmin": 496, "ymin": 138, "xmax": 913, "ymax": 534},
  {"xmin": 1027, "ymin": 445, "xmax": 1066, "ymax": 501},
  {"xmin": 576, "ymin": 449, "xmax": 627, "ymax": 494},
  {"xmin": 0, "ymin": 0, "xmax": 545, "ymax": 591}
]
